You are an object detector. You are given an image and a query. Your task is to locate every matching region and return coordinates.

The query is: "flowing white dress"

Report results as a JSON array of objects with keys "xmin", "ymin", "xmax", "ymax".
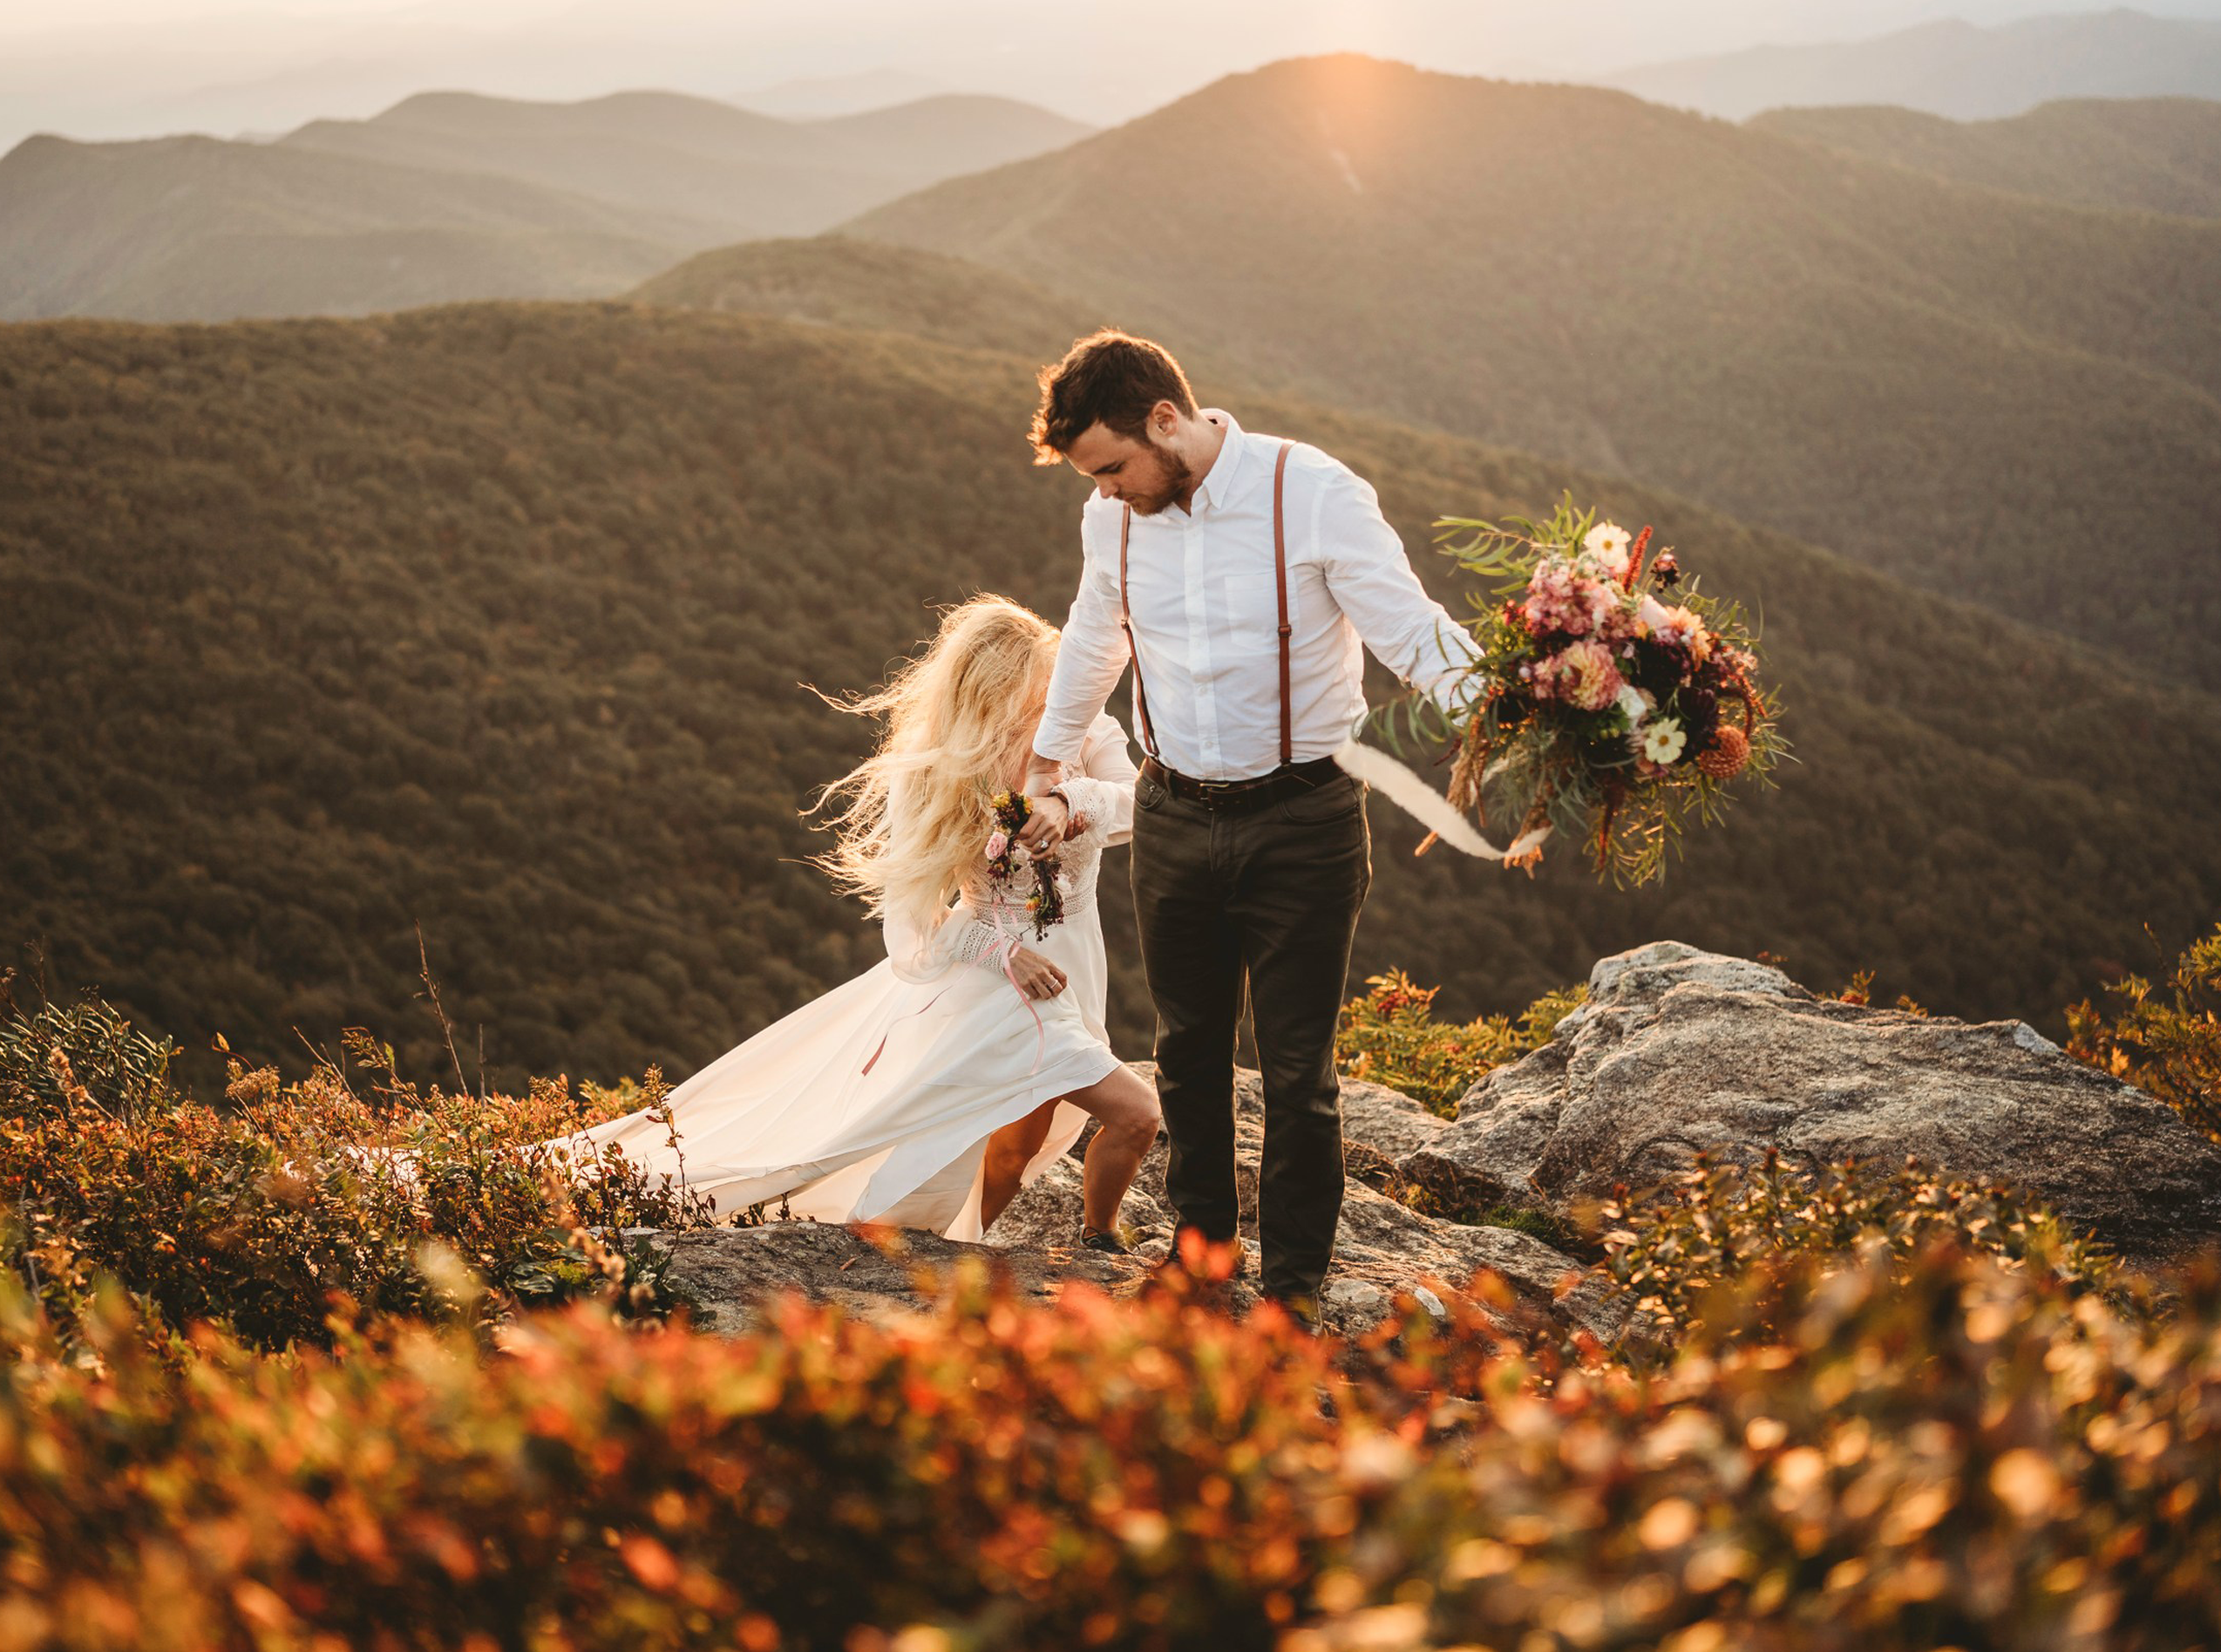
[{"xmin": 567, "ymin": 713, "xmax": 1138, "ymax": 1241}]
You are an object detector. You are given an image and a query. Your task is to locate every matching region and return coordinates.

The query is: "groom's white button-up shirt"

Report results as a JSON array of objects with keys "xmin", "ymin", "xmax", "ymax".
[{"xmin": 1033, "ymin": 410, "xmax": 1480, "ymax": 782}]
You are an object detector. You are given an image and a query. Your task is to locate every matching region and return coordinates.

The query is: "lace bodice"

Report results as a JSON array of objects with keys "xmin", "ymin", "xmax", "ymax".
[{"xmin": 881, "ymin": 713, "xmax": 1140, "ymax": 983}]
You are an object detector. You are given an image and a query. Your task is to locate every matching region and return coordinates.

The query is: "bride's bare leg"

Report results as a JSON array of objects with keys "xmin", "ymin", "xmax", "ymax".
[
  {"xmin": 1063, "ymin": 1064, "xmax": 1163, "ymax": 1234},
  {"xmin": 981, "ymin": 1102, "xmax": 1057, "ymax": 1229}
]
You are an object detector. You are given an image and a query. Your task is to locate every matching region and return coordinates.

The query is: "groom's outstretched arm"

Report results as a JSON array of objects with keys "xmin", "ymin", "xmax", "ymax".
[
  {"xmin": 1315, "ymin": 462, "xmax": 1483, "ymax": 717},
  {"xmin": 1028, "ymin": 512, "xmax": 1129, "ymax": 784}
]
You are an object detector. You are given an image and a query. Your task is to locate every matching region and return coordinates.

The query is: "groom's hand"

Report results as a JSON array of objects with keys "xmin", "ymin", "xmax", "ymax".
[
  {"xmin": 1015, "ymin": 758, "xmax": 1068, "ymax": 853},
  {"xmin": 1015, "ymin": 792, "xmax": 1070, "ymax": 853}
]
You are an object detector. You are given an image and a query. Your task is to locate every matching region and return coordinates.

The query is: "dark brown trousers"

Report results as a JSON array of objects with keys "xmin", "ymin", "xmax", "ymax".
[{"xmin": 1129, "ymin": 765, "xmax": 1372, "ymax": 1303}]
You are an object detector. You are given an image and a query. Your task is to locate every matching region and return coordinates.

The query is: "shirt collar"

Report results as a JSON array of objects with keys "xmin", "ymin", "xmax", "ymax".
[{"xmin": 1189, "ymin": 408, "xmax": 1246, "ymax": 515}]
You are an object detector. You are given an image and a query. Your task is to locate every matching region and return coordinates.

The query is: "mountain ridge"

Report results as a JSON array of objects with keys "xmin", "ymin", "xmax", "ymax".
[
  {"xmin": 1751, "ymin": 95, "xmax": 2221, "ymax": 218},
  {"xmin": 0, "ymin": 86, "xmax": 1093, "ymax": 323},
  {"xmin": 846, "ymin": 53, "xmax": 2221, "ymax": 687},
  {"xmin": 1602, "ymin": 8, "xmax": 2221, "ymax": 120}
]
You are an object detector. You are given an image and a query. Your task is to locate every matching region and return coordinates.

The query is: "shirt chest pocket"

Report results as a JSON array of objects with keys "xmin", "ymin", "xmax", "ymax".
[{"xmin": 1212, "ymin": 571, "xmax": 1296, "ymax": 659}]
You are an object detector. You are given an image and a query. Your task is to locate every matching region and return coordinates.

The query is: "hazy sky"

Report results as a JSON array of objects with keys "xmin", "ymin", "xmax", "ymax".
[{"xmin": 7, "ymin": 0, "xmax": 2221, "ymax": 146}]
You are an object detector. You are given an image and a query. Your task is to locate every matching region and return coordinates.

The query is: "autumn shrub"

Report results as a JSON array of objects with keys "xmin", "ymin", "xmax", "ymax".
[
  {"xmin": 1, "ymin": 996, "xmax": 716, "ymax": 1354},
  {"xmin": 1335, "ymin": 969, "xmax": 1585, "ymax": 1115},
  {"xmin": 2068, "ymin": 921, "xmax": 2221, "ymax": 1143},
  {"xmin": 1595, "ymin": 1150, "xmax": 2126, "ymax": 1353},
  {"xmin": 0, "ymin": 1262, "xmax": 1403, "ymax": 1652},
  {"xmin": 1297, "ymin": 1241, "xmax": 2221, "ymax": 1652},
  {"xmin": 3, "ymin": 1239, "xmax": 2218, "ymax": 1651},
  {"xmin": 0, "ymin": 976, "xmax": 179, "ymax": 1123}
]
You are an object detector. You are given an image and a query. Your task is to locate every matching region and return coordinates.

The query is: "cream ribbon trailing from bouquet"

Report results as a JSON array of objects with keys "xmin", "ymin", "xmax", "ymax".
[{"xmin": 1331, "ymin": 738, "xmax": 1553, "ymax": 863}]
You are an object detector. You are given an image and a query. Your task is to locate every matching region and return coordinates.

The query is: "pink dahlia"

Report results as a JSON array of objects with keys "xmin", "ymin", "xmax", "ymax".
[
  {"xmin": 1522, "ymin": 560, "xmax": 1593, "ymax": 636},
  {"xmin": 1540, "ymin": 638, "xmax": 1625, "ymax": 711}
]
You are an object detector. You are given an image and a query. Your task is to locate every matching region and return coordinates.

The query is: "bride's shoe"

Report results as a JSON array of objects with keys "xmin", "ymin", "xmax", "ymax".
[{"xmin": 1079, "ymin": 1225, "xmax": 1132, "ymax": 1255}]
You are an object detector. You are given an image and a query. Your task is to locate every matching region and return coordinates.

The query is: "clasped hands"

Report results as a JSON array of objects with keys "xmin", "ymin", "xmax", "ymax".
[{"xmin": 1014, "ymin": 758, "xmax": 1083, "ymax": 854}]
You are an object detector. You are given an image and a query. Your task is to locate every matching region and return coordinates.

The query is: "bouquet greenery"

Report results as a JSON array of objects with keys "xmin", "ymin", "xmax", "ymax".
[
  {"xmin": 985, "ymin": 790, "xmax": 1064, "ymax": 938},
  {"xmin": 1374, "ymin": 497, "xmax": 1785, "ymax": 887}
]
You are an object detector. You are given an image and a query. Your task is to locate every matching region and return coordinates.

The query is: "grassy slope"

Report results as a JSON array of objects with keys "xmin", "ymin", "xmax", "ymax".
[
  {"xmin": 1751, "ymin": 98, "xmax": 2221, "ymax": 220},
  {"xmin": 3, "ymin": 302, "xmax": 2216, "ymax": 1096},
  {"xmin": 846, "ymin": 56, "xmax": 2221, "ymax": 690}
]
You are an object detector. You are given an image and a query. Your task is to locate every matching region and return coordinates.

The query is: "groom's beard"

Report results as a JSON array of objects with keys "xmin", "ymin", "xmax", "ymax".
[{"xmin": 1123, "ymin": 439, "xmax": 1194, "ymax": 517}]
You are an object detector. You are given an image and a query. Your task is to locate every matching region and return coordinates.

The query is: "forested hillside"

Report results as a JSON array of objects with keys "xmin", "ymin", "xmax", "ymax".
[
  {"xmin": 847, "ymin": 55, "xmax": 2221, "ymax": 690},
  {"xmin": 1754, "ymin": 98, "xmax": 2221, "ymax": 219},
  {"xmin": 629, "ymin": 235, "xmax": 1104, "ymax": 358},
  {"xmin": 4, "ymin": 303, "xmax": 2217, "ymax": 1096}
]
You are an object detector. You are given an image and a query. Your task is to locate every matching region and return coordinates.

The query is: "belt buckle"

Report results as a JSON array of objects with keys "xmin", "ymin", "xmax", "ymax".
[{"xmin": 1192, "ymin": 774, "xmax": 1254, "ymax": 807}]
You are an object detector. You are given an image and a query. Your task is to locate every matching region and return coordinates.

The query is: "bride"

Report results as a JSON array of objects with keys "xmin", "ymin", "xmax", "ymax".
[{"xmin": 567, "ymin": 595, "xmax": 1161, "ymax": 1247}]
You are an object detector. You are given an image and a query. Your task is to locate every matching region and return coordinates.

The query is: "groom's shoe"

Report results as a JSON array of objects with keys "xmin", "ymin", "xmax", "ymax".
[
  {"xmin": 1155, "ymin": 1227, "xmax": 1250, "ymax": 1283},
  {"xmin": 1262, "ymin": 1290, "xmax": 1323, "ymax": 1336}
]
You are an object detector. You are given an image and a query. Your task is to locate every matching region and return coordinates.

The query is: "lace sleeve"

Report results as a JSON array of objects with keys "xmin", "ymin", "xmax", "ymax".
[
  {"xmin": 1056, "ymin": 715, "xmax": 1141, "ymax": 848},
  {"xmin": 882, "ymin": 901, "xmax": 1016, "ymax": 984}
]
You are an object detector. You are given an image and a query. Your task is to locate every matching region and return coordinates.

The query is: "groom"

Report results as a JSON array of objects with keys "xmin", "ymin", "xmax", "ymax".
[{"xmin": 1016, "ymin": 330, "xmax": 1477, "ymax": 1316}]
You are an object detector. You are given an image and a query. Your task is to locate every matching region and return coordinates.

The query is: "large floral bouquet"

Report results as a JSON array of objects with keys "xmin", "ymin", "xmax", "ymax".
[{"xmin": 1369, "ymin": 497, "xmax": 1783, "ymax": 887}]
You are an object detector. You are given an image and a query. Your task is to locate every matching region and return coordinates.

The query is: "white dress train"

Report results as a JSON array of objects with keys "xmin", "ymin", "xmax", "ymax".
[{"xmin": 567, "ymin": 713, "xmax": 1138, "ymax": 1241}]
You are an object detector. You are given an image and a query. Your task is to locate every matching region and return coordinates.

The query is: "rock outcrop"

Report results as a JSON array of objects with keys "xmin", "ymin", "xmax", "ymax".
[
  {"xmin": 655, "ymin": 1064, "xmax": 1620, "ymax": 1345},
  {"xmin": 1401, "ymin": 941, "xmax": 2221, "ymax": 1267},
  {"xmin": 651, "ymin": 939, "xmax": 2221, "ymax": 1340}
]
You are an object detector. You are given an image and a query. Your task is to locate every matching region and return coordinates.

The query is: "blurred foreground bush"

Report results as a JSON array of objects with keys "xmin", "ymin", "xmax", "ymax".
[
  {"xmin": 0, "ymin": 1238, "xmax": 2216, "ymax": 1651},
  {"xmin": 1598, "ymin": 1150, "xmax": 2129, "ymax": 1353}
]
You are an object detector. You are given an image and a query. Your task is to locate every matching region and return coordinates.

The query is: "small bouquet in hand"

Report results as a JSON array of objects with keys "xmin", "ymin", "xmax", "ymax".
[
  {"xmin": 1356, "ymin": 495, "xmax": 1784, "ymax": 887},
  {"xmin": 986, "ymin": 791, "xmax": 1065, "ymax": 938}
]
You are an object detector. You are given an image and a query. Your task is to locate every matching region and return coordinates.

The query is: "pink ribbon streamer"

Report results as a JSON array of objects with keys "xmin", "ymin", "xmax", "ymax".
[
  {"xmin": 857, "ymin": 911, "xmax": 1046, "ymax": 1079},
  {"xmin": 988, "ymin": 913, "xmax": 1048, "ymax": 1078},
  {"xmin": 860, "ymin": 984, "xmax": 952, "ymax": 1077}
]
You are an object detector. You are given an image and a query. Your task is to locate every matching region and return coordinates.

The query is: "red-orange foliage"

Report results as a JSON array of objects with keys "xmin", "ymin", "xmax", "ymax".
[{"xmin": 3, "ymin": 1240, "xmax": 2218, "ymax": 1651}]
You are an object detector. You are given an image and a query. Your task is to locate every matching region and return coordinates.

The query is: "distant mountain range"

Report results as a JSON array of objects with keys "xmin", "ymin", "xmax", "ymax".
[
  {"xmin": 737, "ymin": 70, "xmax": 949, "ymax": 120},
  {"xmin": 1753, "ymin": 96, "xmax": 2221, "ymax": 218},
  {"xmin": 1605, "ymin": 8, "xmax": 2221, "ymax": 120},
  {"xmin": 7, "ymin": 301, "xmax": 2217, "ymax": 1094},
  {"xmin": 0, "ymin": 89, "xmax": 1091, "ymax": 323},
  {"xmin": 846, "ymin": 54, "xmax": 2221, "ymax": 690}
]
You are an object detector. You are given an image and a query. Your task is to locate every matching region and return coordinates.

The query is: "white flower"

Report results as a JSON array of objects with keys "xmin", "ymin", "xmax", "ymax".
[
  {"xmin": 1615, "ymin": 682, "xmax": 1649, "ymax": 728},
  {"xmin": 1640, "ymin": 718, "xmax": 1688, "ymax": 765},
  {"xmin": 1583, "ymin": 521, "xmax": 1633, "ymax": 574}
]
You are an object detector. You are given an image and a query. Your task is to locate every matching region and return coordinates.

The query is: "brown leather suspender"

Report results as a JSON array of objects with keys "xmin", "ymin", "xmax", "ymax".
[
  {"xmin": 1117, "ymin": 500, "xmax": 1158, "ymax": 760},
  {"xmin": 1270, "ymin": 439, "xmax": 1294, "ymax": 769},
  {"xmin": 1119, "ymin": 438, "xmax": 1296, "ymax": 772}
]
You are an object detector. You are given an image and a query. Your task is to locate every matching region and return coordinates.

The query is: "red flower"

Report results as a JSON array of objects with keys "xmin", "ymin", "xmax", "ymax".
[{"xmin": 1622, "ymin": 527, "xmax": 1653, "ymax": 592}]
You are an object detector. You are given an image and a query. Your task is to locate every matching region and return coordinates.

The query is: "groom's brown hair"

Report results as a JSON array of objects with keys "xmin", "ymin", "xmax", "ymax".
[{"xmin": 1029, "ymin": 330, "xmax": 1198, "ymax": 464}]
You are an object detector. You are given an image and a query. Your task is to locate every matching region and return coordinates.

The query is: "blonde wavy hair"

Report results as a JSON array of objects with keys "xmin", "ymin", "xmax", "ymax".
[{"xmin": 811, "ymin": 595, "xmax": 1061, "ymax": 929}]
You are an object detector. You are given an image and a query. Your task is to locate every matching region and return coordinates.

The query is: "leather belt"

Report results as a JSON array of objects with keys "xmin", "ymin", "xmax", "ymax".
[{"xmin": 1140, "ymin": 755, "xmax": 1345, "ymax": 813}]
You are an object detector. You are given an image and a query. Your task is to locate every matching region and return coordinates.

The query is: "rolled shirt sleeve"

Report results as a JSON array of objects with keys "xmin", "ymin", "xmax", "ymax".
[
  {"xmin": 1055, "ymin": 712, "xmax": 1141, "ymax": 847},
  {"xmin": 1314, "ymin": 462, "xmax": 1483, "ymax": 717}
]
